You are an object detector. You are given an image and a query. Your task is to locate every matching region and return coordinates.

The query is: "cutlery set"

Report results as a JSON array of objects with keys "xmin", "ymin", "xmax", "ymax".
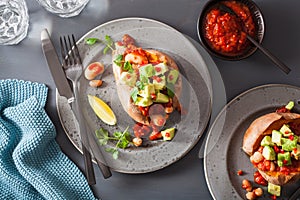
[{"xmin": 41, "ymin": 29, "xmax": 111, "ymax": 183}]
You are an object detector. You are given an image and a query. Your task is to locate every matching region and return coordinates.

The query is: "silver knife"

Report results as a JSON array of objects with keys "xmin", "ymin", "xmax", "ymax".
[
  {"xmin": 41, "ymin": 29, "xmax": 111, "ymax": 179},
  {"xmin": 41, "ymin": 29, "xmax": 74, "ymax": 101}
]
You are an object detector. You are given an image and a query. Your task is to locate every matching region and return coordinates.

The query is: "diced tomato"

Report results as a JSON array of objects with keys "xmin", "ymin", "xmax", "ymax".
[
  {"xmin": 254, "ymin": 171, "xmax": 267, "ymax": 186},
  {"xmin": 289, "ymin": 135, "xmax": 294, "ymax": 141},
  {"xmin": 149, "ymin": 132, "xmax": 162, "ymax": 140},
  {"xmin": 237, "ymin": 170, "xmax": 243, "ymax": 176},
  {"xmin": 276, "ymin": 106, "xmax": 289, "ymax": 113},
  {"xmin": 271, "ymin": 195, "xmax": 277, "ymax": 200}
]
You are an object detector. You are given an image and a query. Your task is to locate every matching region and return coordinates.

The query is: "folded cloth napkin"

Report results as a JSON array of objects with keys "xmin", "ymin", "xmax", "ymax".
[{"xmin": 0, "ymin": 79, "xmax": 96, "ymax": 200}]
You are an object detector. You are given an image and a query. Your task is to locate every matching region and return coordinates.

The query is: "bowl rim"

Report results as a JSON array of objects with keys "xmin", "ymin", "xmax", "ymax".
[{"xmin": 197, "ymin": 0, "xmax": 265, "ymax": 61}]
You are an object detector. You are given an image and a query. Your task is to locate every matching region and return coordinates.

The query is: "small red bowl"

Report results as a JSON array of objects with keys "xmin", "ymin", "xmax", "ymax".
[{"xmin": 197, "ymin": 0, "xmax": 265, "ymax": 60}]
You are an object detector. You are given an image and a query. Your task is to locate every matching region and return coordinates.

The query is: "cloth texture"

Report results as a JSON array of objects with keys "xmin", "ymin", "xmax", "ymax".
[{"xmin": 0, "ymin": 79, "xmax": 95, "ymax": 200}]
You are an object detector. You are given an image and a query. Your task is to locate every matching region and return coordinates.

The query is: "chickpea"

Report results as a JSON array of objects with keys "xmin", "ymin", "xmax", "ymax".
[
  {"xmin": 132, "ymin": 137, "xmax": 143, "ymax": 147},
  {"xmin": 165, "ymin": 106, "xmax": 174, "ymax": 114},
  {"xmin": 269, "ymin": 161, "xmax": 276, "ymax": 172},
  {"xmin": 253, "ymin": 188, "xmax": 263, "ymax": 197},
  {"xmin": 246, "ymin": 191, "xmax": 256, "ymax": 200},
  {"xmin": 242, "ymin": 179, "xmax": 252, "ymax": 192},
  {"xmin": 89, "ymin": 80, "xmax": 103, "ymax": 87},
  {"xmin": 250, "ymin": 151, "xmax": 263, "ymax": 163}
]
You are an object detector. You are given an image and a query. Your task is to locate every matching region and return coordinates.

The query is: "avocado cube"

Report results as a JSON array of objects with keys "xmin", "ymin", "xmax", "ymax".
[
  {"xmin": 139, "ymin": 64, "xmax": 155, "ymax": 77},
  {"xmin": 120, "ymin": 71, "xmax": 137, "ymax": 87},
  {"xmin": 261, "ymin": 136, "xmax": 274, "ymax": 146},
  {"xmin": 153, "ymin": 76, "xmax": 166, "ymax": 90},
  {"xmin": 277, "ymin": 152, "xmax": 292, "ymax": 167},
  {"xmin": 272, "ymin": 130, "xmax": 282, "ymax": 145},
  {"xmin": 153, "ymin": 63, "xmax": 168, "ymax": 76},
  {"xmin": 262, "ymin": 146, "xmax": 276, "ymax": 160},
  {"xmin": 154, "ymin": 93, "xmax": 169, "ymax": 103},
  {"xmin": 285, "ymin": 101, "xmax": 294, "ymax": 110},
  {"xmin": 291, "ymin": 144, "xmax": 300, "ymax": 160},
  {"xmin": 167, "ymin": 69, "xmax": 179, "ymax": 84},
  {"xmin": 281, "ymin": 136, "xmax": 298, "ymax": 151},
  {"xmin": 161, "ymin": 127, "xmax": 176, "ymax": 141},
  {"xmin": 135, "ymin": 97, "xmax": 153, "ymax": 107},
  {"xmin": 268, "ymin": 183, "xmax": 281, "ymax": 196},
  {"xmin": 279, "ymin": 124, "xmax": 294, "ymax": 137}
]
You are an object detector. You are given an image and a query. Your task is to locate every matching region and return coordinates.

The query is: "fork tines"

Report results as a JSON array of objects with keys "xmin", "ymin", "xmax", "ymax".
[{"xmin": 60, "ymin": 35, "xmax": 82, "ymax": 68}]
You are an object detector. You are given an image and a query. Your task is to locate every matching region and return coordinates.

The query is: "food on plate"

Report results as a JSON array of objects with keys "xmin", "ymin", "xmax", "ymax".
[
  {"xmin": 242, "ymin": 101, "xmax": 300, "ymax": 197},
  {"xmin": 111, "ymin": 34, "xmax": 181, "ymax": 140},
  {"xmin": 202, "ymin": 0, "xmax": 256, "ymax": 56},
  {"xmin": 84, "ymin": 62, "xmax": 105, "ymax": 80},
  {"xmin": 89, "ymin": 79, "xmax": 103, "ymax": 88},
  {"xmin": 87, "ymin": 95, "xmax": 117, "ymax": 125}
]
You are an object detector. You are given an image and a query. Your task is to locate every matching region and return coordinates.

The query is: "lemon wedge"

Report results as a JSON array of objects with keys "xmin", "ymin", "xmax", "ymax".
[{"xmin": 88, "ymin": 95, "xmax": 117, "ymax": 125}]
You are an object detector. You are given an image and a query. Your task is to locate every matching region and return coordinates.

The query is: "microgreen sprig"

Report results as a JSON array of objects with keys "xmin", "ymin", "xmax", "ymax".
[
  {"xmin": 85, "ymin": 35, "xmax": 115, "ymax": 54},
  {"xmin": 95, "ymin": 127, "xmax": 132, "ymax": 159}
]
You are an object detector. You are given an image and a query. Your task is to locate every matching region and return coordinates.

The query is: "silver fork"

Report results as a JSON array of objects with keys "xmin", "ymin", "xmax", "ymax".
[
  {"xmin": 60, "ymin": 35, "xmax": 96, "ymax": 185},
  {"xmin": 60, "ymin": 35, "xmax": 112, "ymax": 180}
]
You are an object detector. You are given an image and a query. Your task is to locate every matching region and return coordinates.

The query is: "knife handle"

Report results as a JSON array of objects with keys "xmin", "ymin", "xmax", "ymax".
[{"xmin": 82, "ymin": 144, "xmax": 96, "ymax": 185}]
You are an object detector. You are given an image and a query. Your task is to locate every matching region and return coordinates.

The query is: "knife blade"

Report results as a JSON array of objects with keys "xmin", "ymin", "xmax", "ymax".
[{"xmin": 41, "ymin": 29, "xmax": 73, "ymax": 101}]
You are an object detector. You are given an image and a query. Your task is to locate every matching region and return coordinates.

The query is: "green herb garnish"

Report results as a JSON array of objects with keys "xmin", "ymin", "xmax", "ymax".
[
  {"xmin": 85, "ymin": 35, "xmax": 115, "ymax": 54},
  {"xmin": 85, "ymin": 38, "xmax": 100, "ymax": 45},
  {"xmin": 95, "ymin": 127, "xmax": 132, "ymax": 159},
  {"xmin": 103, "ymin": 35, "xmax": 114, "ymax": 54},
  {"xmin": 114, "ymin": 54, "xmax": 123, "ymax": 66},
  {"xmin": 130, "ymin": 87, "xmax": 139, "ymax": 103},
  {"xmin": 123, "ymin": 61, "xmax": 133, "ymax": 72}
]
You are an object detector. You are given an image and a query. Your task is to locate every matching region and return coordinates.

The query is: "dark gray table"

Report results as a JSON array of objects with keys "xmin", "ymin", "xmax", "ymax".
[{"xmin": 1, "ymin": 0, "xmax": 300, "ymax": 199}]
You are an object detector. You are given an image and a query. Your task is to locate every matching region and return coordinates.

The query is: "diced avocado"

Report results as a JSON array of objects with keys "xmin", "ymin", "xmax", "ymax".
[
  {"xmin": 261, "ymin": 136, "xmax": 274, "ymax": 146},
  {"xmin": 291, "ymin": 144, "xmax": 300, "ymax": 160},
  {"xmin": 277, "ymin": 152, "xmax": 292, "ymax": 167},
  {"xmin": 139, "ymin": 64, "xmax": 155, "ymax": 77},
  {"xmin": 153, "ymin": 76, "xmax": 166, "ymax": 90},
  {"xmin": 262, "ymin": 146, "xmax": 276, "ymax": 160},
  {"xmin": 153, "ymin": 63, "xmax": 168, "ymax": 76},
  {"xmin": 272, "ymin": 130, "xmax": 282, "ymax": 145},
  {"xmin": 281, "ymin": 135, "xmax": 298, "ymax": 151},
  {"xmin": 120, "ymin": 72, "xmax": 137, "ymax": 87},
  {"xmin": 279, "ymin": 124, "xmax": 294, "ymax": 137},
  {"xmin": 161, "ymin": 127, "xmax": 176, "ymax": 141},
  {"xmin": 139, "ymin": 84, "xmax": 155, "ymax": 98},
  {"xmin": 154, "ymin": 93, "xmax": 169, "ymax": 103},
  {"xmin": 268, "ymin": 183, "xmax": 281, "ymax": 197},
  {"xmin": 135, "ymin": 97, "xmax": 153, "ymax": 107},
  {"xmin": 167, "ymin": 69, "xmax": 179, "ymax": 84},
  {"xmin": 285, "ymin": 101, "xmax": 294, "ymax": 110}
]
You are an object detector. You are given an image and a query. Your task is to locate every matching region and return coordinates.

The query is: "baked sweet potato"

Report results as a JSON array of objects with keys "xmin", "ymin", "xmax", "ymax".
[
  {"xmin": 242, "ymin": 111, "xmax": 300, "ymax": 186},
  {"xmin": 112, "ymin": 34, "xmax": 182, "ymax": 126}
]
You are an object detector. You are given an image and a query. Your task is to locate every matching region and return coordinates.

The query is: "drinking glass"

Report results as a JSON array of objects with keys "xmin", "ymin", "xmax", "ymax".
[
  {"xmin": 36, "ymin": 0, "xmax": 90, "ymax": 18},
  {"xmin": 0, "ymin": 0, "xmax": 29, "ymax": 45}
]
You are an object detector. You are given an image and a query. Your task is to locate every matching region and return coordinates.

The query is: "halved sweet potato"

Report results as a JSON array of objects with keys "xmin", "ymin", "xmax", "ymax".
[
  {"xmin": 111, "ymin": 35, "xmax": 182, "ymax": 125},
  {"xmin": 242, "ymin": 111, "xmax": 300, "ymax": 185},
  {"xmin": 243, "ymin": 112, "xmax": 300, "ymax": 156}
]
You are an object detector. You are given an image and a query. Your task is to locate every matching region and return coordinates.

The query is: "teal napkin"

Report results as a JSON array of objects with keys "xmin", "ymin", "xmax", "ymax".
[{"xmin": 0, "ymin": 79, "xmax": 96, "ymax": 200}]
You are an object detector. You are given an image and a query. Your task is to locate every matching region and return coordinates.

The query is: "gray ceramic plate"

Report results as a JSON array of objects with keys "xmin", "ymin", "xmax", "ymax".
[
  {"xmin": 204, "ymin": 84, "xmax": 300, "ymax": 199},
  {"xmin": 56, "ymin": 18, "xmax": 212, "ymax": 173}
]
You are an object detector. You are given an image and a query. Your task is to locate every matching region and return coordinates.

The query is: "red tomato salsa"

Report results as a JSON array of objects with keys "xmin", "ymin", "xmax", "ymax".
[{"xmin": 203, "ymin": 1, "xmax": 256, "ymax": 56}]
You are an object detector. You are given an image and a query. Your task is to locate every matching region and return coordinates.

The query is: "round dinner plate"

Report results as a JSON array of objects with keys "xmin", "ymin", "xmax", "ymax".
[
  {"xmin": 204, "ymin": 84, "xmax": 300, "ymax": 199},
  {"xmin": 56, "ymin": 17, "xmax": 212, "ymax": 173}
]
